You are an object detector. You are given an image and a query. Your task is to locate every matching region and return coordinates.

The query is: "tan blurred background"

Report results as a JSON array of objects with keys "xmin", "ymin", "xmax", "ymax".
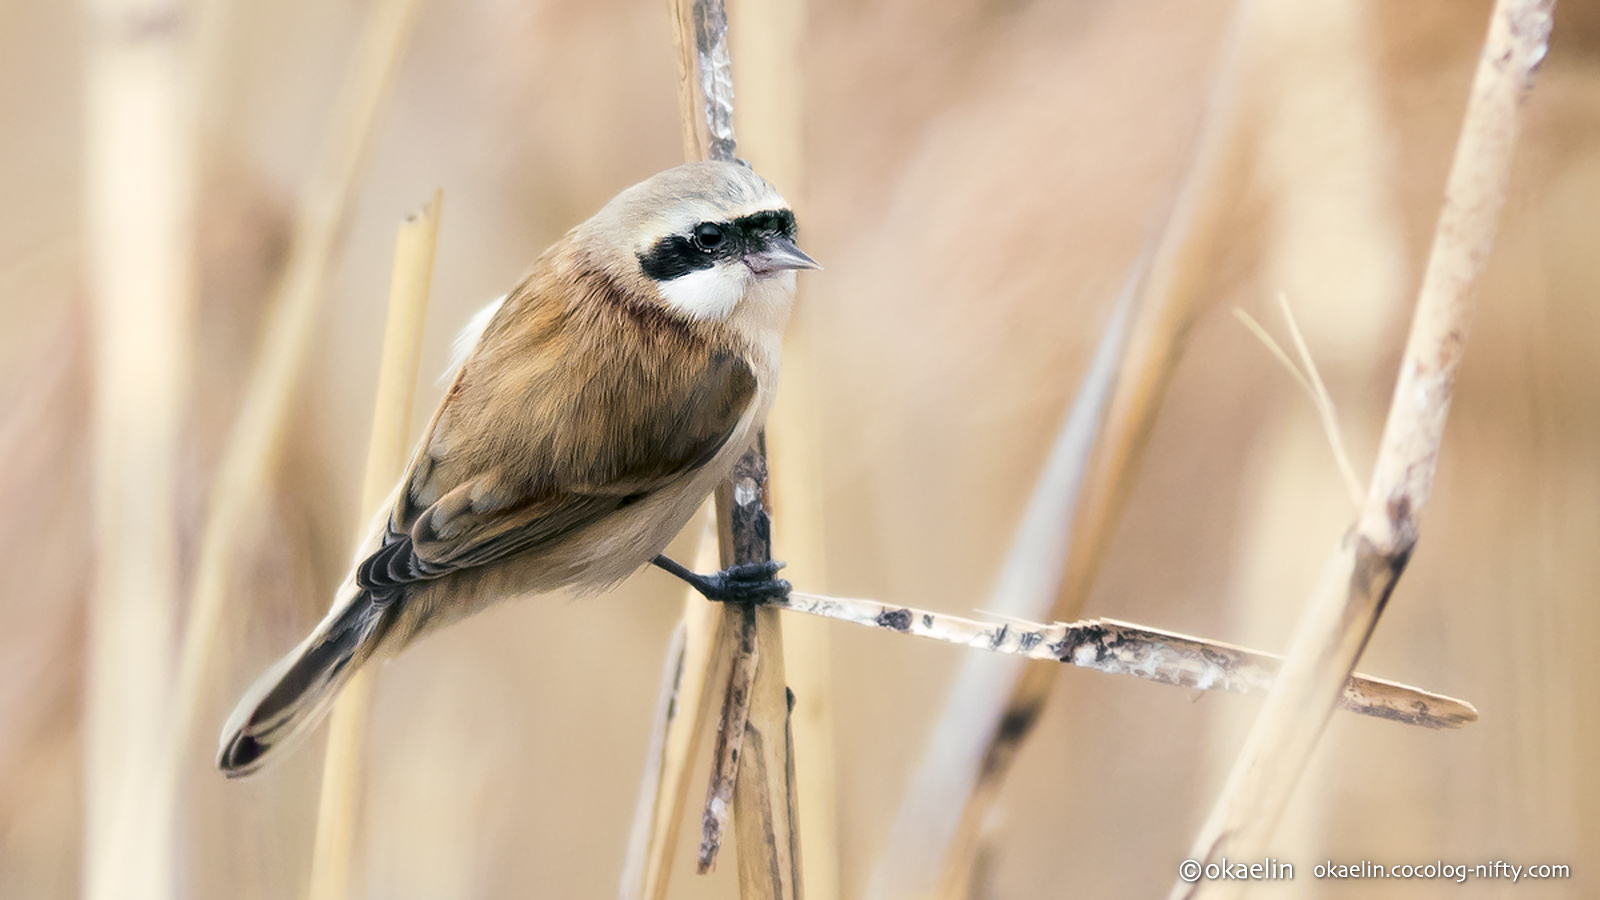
[{"xmin": 2, "ymin": 0, "xmax": 1598, "ymax": 897}]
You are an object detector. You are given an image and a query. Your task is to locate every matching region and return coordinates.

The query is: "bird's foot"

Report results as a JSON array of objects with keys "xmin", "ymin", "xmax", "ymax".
[{"xmin": 652, "ymin": 555, "xmax": 790, "ymax": 604}]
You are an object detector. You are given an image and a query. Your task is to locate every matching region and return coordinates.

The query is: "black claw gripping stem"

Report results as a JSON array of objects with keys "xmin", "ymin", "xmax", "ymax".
[{"xmin": 652, "ymin": 555, "xmax": 790, "ymax": 604}]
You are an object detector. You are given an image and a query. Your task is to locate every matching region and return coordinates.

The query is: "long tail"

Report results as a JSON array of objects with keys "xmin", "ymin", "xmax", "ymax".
[{"xmin": 216, "ymin": 588, "xmax": 392, "ymax": 778}]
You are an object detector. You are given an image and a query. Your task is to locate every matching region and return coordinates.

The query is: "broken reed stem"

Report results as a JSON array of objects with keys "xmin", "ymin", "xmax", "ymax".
[
  {"xmin": 666, "ymin": 0, "xmax": 802, "ymax": 893},
  {"xmin": 619, "ymin": 513, "xmax": 727, "ymax": 900},
  {"xmin": 168, "ymin": 0, "xmax": 424, "ymax": 809},
  {"xmin": 1174, "ymin": 1, "xmax": 1554, "ymax": 896},
  {"xmin": 777, "ymin": 593, "xmax": 1475, "ymax": 729},
  {"xmin": 307, "ymin": 192, "xmax": 441, "ymax": 900},
  {"xmin": 81, "ymin": 0, "xmax": 195, "ymax": 897},
  {"xmin": 700, "ymin": 445, "xmax": 803, "ymax": 897},
  {"xmin": 870, "ymin": 9, "xmax": 1259, "ymax": 898}
]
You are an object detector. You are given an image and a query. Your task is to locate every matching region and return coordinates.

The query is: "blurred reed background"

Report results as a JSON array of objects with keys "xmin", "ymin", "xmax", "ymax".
[{"xmin": 2, "ymin": 0, "xmax": 1597, "ymax": 897}]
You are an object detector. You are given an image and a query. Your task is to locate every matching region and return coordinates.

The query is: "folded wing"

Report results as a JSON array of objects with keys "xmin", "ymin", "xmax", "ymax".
[{"xmin": 359, "ymin": 272, "xmax": 757, "ymax": 599}]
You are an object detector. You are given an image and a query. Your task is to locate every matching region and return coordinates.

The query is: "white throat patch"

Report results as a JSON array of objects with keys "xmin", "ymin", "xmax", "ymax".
[{"xmin": 657, "ymin": 262, "xmax": 752, "ymax": 321}]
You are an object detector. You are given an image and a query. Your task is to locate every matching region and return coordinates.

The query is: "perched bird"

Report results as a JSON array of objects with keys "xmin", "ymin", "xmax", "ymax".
[{"xmin": 218, "ymin": 161, "xmax": 817, "ymax": 778}]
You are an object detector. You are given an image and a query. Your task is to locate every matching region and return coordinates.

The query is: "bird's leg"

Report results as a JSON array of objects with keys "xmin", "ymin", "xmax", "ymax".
[{"xmin": 652, "ymin": 555, "xmax": 790, "ymax": 604}]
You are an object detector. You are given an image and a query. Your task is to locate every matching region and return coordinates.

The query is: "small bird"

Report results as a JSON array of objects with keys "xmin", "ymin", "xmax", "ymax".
[{"xmin": 218, "ymin": 161, "xmax": 817, "ymax": 777}]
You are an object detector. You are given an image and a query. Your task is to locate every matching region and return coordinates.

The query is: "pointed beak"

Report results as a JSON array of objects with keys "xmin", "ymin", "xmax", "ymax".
[{"xmin": 745, "ymin": 236, "xmax": 821, "ymax": 276}]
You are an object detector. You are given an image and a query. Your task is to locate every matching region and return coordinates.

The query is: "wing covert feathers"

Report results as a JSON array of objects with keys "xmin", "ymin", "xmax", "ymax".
[{"xmin": 362, "ymin": 255, "xmax": 757, "ymax": 595}]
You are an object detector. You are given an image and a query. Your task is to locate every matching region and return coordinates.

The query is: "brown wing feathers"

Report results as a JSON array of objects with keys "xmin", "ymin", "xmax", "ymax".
[{"xmin": 354, "ymin": 257, "xmax": 755, "ymax": 600}]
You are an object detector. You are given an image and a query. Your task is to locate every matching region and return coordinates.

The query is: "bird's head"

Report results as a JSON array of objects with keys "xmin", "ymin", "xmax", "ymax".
[{"xmin": 584, "ymin": 160, "xmax": 819, "ymax": 322}]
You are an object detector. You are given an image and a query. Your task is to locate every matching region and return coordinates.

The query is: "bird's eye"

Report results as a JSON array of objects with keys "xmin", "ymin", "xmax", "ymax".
[{"xmin": 693, "ymin": 223, "xmax": 725, "ymax": 251}]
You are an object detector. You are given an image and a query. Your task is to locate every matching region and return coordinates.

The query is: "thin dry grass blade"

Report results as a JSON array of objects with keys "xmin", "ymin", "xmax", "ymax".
[
  {"xmin": 306, "ymin": 191, "xmax": 442, "ymax": 900},
  {"xmin": 1273, "ymin": 293, "xmax": 1363, "ymax": 505},
  {"xmin": 1232, "ymin": 301, "xmax": 1364, "ymax": 507},
  {"xmin": 1174, "ymin": 2, "xmax": 1554, "ymax": 895}
]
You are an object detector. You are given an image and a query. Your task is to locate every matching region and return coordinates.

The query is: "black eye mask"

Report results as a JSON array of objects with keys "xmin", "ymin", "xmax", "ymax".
[{"xmin": 638, "ymin": 208, "xmax": 798, "ymax": 282}]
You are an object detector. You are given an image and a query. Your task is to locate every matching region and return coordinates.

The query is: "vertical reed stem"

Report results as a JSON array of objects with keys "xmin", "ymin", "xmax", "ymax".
[
  {"xmin": 619, "ymin": 513, "xmax": 726, "ymax": 900},
  {"xmin": 730, "ymin": 0, "xmax": 838, "ymax": 894},
  {"xmin": 168, "ymin": 0, "xmax": 424, "ymax": 798},
  {"xmin": 81, "ymin": 0, "xmax": 195, "ymax": 897},
  {"xmin": 306, "ymin": 192, "xmax": 441, "ymax": 900},
  {"xmin": 1174, "ymin": 1, "xmax": 1554, "ymax": 895},
  {"xmin": 668, "ymin": 2, "xmax": 803, "ymax": 896}
]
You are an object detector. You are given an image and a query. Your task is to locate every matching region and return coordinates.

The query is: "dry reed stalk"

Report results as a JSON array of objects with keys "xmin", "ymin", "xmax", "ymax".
[
  {"xmin": 166, "ymin": 0, "xmax": 423, "ymax": 817},
  {"xmin": 712, "ymin": 454, "xmax": 803, "ymax": 896},
  {"xmin": 306, "ymin": 192, "xmax": 441, "ymax": 900},
  {"xmin": 619, "ymin": 512, "xmax": 727, "ymax": 900},
  {"xmin": 730, "ymin": 0, "xmax": 840, "ymax": 894},
  {"xmin": 775, "ymin": 593, "xmax": 1475, "ymax": 728},
  {"xmin": 1173, "ymin": 2, "xmax": 1554, "ymax": 894},
  {"xmin": 621, "ymin": 620, "xmax": 688, "ymax": 900},
  {"xmin": 81, "ymin": 1, "xmax": 195, "ymax": 898},
  {"xmin": 866, "ymin": 228, "xmax": 1138, "ymax": 900},
  {"xmin": 669, "ymin": 0, "xmax": 712, "ymax": 163},
  {"xmin": 695, "ymin": 454, "xmax": 804, "ymax": 892},
  {"xmin": 666, "ymin": 0, "xmax": 803, "ymax": 893},
  {"xmin": 189, "ymin": 0, "xmax": 235, "ymax": 150},
  {"xmin": 870, "ymin": 8, "xmax": 1259, "ymax": 895}
]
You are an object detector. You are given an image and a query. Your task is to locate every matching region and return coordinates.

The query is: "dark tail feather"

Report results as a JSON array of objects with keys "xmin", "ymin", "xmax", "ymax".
[{"xmin": 217, "ymin": 590, "xmax": 390, "ymax": 778}]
